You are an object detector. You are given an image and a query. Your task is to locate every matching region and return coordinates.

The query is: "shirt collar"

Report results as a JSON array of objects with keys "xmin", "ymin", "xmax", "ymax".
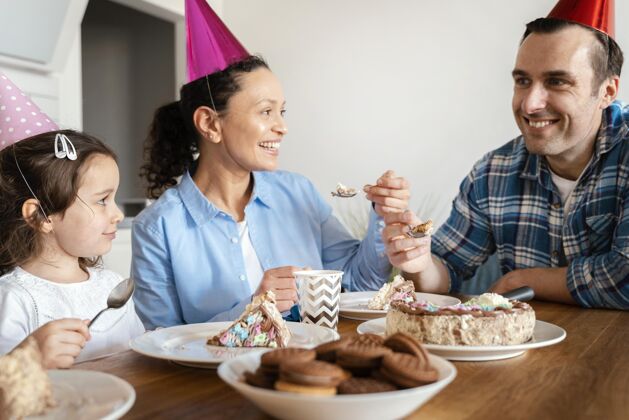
[
  {"xmin": 520, "ymin": 102, "xmax": 629, "ymax": 182},
  {"xmin": 250, "ymin": 171, "xmax": 274, "ymax": 209},
  {"xmin": 178, "ymin": 170, "xmax": 219, "ymax": 226},
  {"xmin": 595, "ymin": 101, "xmax": 629, "ymax": 157},
  {"xmin": 177, "ymin": 170, "xmax": 275, "ymax": 227}
]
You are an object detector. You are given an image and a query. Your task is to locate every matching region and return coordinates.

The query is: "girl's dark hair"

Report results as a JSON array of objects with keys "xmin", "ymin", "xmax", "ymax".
[
  {"xmin": 0, "ymin": 129, "xmax": 117, "ymax": 275},
  {"xmin": 141, "ymin": 55, "xmax": 269, "ymax": 199}
]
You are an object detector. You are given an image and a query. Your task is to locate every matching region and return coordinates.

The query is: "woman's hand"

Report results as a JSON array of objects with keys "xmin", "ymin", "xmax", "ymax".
[
  {"xmin": 364, "ymin": 170, "xmax": 411, "ymax": 217},
  {"xmin": 255, "ymin": 266, "xmax": 300, "ymax": 312},
  {"xmin": 30, "ymin": 319, "xmax": 91, "ymax": 369}
]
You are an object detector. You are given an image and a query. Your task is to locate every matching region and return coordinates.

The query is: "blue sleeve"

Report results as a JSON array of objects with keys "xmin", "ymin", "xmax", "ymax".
[
  {"xmin": 207, "ymin": 298, "xmax": 252, "ymax": 322},
  {"xmin": 567, "ymin": 186, "xmax": 629, "ymax": 309},
  {"xmin": 131, "ymin": 220, "xmax": 184, "ymax": 329},
  {"xmin": 313, "ymin": 187, "xmax": 391, "ymax": 291}
]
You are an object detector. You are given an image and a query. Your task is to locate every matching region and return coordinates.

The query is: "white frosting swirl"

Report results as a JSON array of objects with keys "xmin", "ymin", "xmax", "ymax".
[{"xmin": 465, "ymin": 293, "xmax": 513, "ymax": 309}]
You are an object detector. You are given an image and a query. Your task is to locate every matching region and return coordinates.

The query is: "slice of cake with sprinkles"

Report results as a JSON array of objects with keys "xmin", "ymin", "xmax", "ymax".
[
  {"xmin": 368, "ymin": 275, "xmax": 417, "ymax": 310},
  {"xmin": 208, "ymin": 290, "xmax": 291, "ymax": 348}
]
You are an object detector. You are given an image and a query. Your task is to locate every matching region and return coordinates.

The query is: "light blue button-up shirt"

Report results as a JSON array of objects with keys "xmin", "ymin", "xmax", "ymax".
[{"xmin": 131, "ymin": 170, "xmax": 390, "ymax": 329}]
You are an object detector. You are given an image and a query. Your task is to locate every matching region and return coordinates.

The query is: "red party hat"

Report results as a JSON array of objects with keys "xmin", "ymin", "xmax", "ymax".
[{"xmin": 548, "ymin": 0, "xmax": 615, "ymax": 38}]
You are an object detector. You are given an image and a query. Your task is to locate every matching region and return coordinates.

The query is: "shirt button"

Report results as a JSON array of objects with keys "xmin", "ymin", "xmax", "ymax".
[
  {"xmin": 231, "ymin": 237, "xmax": 238, "ymax": 243},
  {"xmin": 552, "ymin": 250, "xmax": 559, "ymax": 258},
  {"xmin": 239, "ymin": 274, "xmax": 246, "ymax": 281},
  {"xmin": 378, "ymin": 220, "xmax": 385, "ymax": 227},
  {"xmin": 552, "ymin": 203, "xmax": 561, "ymax": 209}
]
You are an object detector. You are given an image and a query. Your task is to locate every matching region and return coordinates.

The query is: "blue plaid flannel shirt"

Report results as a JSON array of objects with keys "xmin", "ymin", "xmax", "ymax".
[{"xmin": 432, "ymin": 101, "xmax": 629, "ymax": 310}]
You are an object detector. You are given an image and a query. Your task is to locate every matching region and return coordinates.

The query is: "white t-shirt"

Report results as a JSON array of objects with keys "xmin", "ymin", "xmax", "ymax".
[
  {"xmin": 0, "ymin": 266, "xmax": 145, "ymax": 362},
  {"xmin": 550, "ymin": 169, "xmax": 578, "ymax": 214},
  {"xmin": 549, "ymin": 157, "xmax": 592, "ymax": 214},
  {"xmin": 237, "ymin": 220, "xmax": 264, "ymax": 293}
]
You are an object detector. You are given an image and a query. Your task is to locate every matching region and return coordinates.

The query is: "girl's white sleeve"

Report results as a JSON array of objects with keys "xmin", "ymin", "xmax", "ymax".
[{"xmin": 0, "ymin": 283, "xmax": 37, "ymax": 355}]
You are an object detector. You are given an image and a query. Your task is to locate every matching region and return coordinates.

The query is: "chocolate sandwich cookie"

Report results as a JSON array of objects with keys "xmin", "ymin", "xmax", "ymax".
[
  {"xmin": 314, "ymin": 337, "xmax": 352, "ymax": 362},
  {"xmin": 244, "ymin": 369, "xmax": 276, "ymax": 389},
  {"xmin": 350, "ymin": 333, "xmax": 385, "ymax": 346},
  {"xmin": 275, "ymin": 380, "xmax": 337, "ymax": 396},
  {"xmin": 275, "ymin": 360, "xmax": 350, "ymax": 396},
  {"xmin": 384, "ymin": 332, "xmax": 430, "ymax": 361},
  {"xmin": 336, "ymin": 341, "xmax": 392, "ymax": 376},
  {"xmin": 259, "ymin": 348, "xmax": 316, "ymax": 376},
  {"xmin": 338, "ymin": 377, "xmax": 398, "ymax": 394},
  {"xmin": 379, "ymin": 352, "xmax": 439, "ymax": 388}
]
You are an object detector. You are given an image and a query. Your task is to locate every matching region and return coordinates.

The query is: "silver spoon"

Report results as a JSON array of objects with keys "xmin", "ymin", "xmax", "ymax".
[
  {"xmin": 331, "ymin": 191, "xmax": 357, "ymax": 198},
  {"xmin": 88, "ymin": 277, "xmax": 135, "ymax": 328},
  {"xmin": 406, "ymin": 220, "xmax": 434, "ymax": 238},
  {"xmin": 331, "ymin": 183, "xmax": 357, "ymax": 198}
]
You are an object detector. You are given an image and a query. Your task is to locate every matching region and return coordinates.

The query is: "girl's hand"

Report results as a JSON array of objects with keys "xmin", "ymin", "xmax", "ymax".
[
  {"xmin": 31, "ymin": 319, "xmax": 91, "ymax": 369},
  {"xmin": 364, "ymin": 170, "xmax": 411, "ymax": 217}
]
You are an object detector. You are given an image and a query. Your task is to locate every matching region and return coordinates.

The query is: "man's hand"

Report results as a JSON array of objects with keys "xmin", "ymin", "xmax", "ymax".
[
  {"xmin": 364, "ymin": 170, "xmax": 411, "ymax": 217},
  {"xmin": 489, "ymin": 267, "xmax": 575, "ymax": 304},
  {"xmin": 382, "ymin": 210, "xmax": 432, "ymax": 273},
  {"xmin": 255, "ymin": 266, "xmax": 300, "ymax": 312},
  {"xmin": 489, "ymin": 270, "xmax": 527, "ymax": 294},
  {"xmin": 31, "ymin": 319, "xmax": 91, "ymax": 369}
]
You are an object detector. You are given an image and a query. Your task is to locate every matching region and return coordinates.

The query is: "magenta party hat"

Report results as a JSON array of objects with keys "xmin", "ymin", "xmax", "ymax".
[
  {"xmin": 0, "ymin": 72, "xmax": 59, "ymax": 151},
  {"xmin": 185, "ymin": 0, "xmax": 249, "ymax": 82}
]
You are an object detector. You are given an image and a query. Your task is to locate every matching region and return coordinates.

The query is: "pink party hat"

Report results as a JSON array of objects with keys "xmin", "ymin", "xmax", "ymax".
[
  {"xmin": 0, "ymin": 72, "xmax": 59, "ymax": 151},
  {"xmin": 185, "ymin": 0, "xmax": 249, "ymax": 82}
]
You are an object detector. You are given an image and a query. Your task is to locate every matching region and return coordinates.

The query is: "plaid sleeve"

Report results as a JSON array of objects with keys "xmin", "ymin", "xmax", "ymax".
[
  {"xmin": 567, "ymin": 188, "xmax": 629, "ymax": 309},
  {"xmin": 432, "ymin": 155, "xmax": 497, "ymax": 292}
]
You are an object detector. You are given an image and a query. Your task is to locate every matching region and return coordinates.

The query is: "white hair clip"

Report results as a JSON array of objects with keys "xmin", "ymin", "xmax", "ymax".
[{"xmin": 54, "ymin": 133, "xmax": 77, "ymax": 160}]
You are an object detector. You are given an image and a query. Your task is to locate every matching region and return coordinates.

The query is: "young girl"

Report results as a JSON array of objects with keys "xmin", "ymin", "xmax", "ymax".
[{"xmin": 0, "ymin": 130, "xmax": 145, "ymax": 368}]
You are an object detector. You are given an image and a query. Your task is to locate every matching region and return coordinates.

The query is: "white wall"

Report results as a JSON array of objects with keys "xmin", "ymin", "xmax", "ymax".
[
  {"xmin": 221, "ymin": 0, "xmax": 629, "ymax": 226},
  {"xmin": 0, "ymin": 0, "xmax": 87, "ymax": 131}
]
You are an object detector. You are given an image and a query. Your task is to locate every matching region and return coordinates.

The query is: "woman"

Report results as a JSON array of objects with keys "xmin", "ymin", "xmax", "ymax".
[{"xmin": 131, "ymin": 1, "xmax": 410, "ymax": 328}]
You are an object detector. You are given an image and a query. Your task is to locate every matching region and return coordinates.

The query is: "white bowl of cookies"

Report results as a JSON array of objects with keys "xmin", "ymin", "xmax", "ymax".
[{"xmin": 217, "ymin": 333, "xmax": 457, "ymax": 420}]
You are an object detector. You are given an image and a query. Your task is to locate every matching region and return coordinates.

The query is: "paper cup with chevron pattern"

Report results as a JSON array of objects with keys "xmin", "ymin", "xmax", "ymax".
[{"xmin": 295, "ymin": 270, "xmax": 343, "ymax": 330}]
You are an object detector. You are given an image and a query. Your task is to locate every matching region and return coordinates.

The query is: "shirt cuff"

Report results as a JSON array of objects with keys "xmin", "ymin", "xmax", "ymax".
[{"xmin": 363, "ymin": 209, "xmax": 390, "ymax": 273}]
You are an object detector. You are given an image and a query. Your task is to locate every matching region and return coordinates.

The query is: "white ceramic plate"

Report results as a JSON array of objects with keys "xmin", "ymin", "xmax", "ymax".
[
  {"xmin": 130, "ymin": 321, "xmax": 339, "ymax": 368},
  {"xmin": 357, "ymin": 318, "xmax": 566, "ymax": 361},
  {"xmin": 27, "ymin": 370, "xmax": 135, "ymax": 420},
  {"xmin": 217, "ymin": 351, "xmax": 456, "ymax": 420},
  {"xmin": 339, "ymin": 291, "xmax": 461, "ymax": 320}
]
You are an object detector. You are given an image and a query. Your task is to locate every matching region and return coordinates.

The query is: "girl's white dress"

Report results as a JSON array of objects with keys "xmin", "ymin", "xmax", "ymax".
[{"xmin": 0, "ymin": 266, "xmax": 145, "ymax": 361}]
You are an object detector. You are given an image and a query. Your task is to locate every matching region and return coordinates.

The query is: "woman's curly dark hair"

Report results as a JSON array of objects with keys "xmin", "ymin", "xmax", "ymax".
[{"xmin": 141, "ymin": 55, "xmax": 269, "ymax": 199}]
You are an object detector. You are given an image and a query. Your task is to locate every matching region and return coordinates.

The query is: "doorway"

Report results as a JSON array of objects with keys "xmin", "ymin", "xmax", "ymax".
[{"xmin": 82, "ymin": 0, "xmax": 176, "ymax": 212}]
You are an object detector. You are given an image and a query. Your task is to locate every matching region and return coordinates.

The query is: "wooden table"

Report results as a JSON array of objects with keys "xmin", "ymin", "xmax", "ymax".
[{"xmin": 76, "ymin": 301, "xmax": 629, "ymax": 419}]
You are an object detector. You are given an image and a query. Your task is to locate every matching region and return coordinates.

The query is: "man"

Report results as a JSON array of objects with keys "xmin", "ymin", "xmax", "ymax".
[{"xmin": 384, "ymin": 2, "xmax": 629, "ymax": 309}]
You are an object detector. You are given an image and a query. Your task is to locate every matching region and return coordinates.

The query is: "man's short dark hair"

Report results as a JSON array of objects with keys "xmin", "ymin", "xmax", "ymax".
[{"xmin": 522, "ymin": 18, "xmax": 623, "ymax": 91}]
